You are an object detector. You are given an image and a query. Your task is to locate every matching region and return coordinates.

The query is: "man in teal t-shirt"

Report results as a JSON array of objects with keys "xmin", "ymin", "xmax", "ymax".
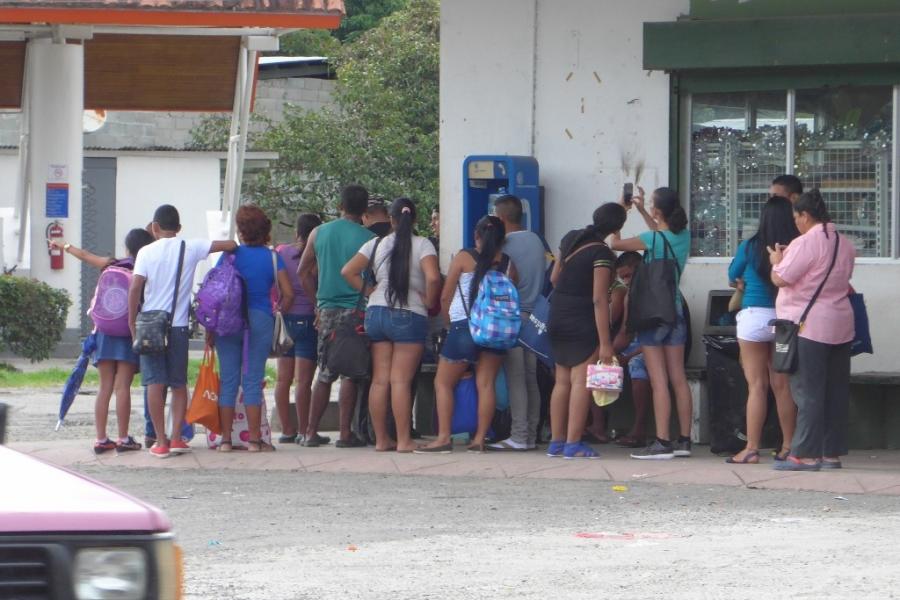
[{"xmin": 298, "ymin": 184, "xmax": 375, "ymax": 449}]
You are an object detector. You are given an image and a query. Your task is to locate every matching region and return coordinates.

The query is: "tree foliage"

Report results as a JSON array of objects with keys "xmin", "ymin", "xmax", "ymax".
[
  {"xmin": 193, "ymin": 0, "xmax": 439, "ymax": 223},
  {"xmin": 0, "ymin": 276, "xmax": 70, "ymax": 362}
]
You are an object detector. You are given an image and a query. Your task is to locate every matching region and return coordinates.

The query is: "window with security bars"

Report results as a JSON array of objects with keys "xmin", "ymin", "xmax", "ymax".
[
  {"xmin": 795, "ymin": 87, "xmax": 892, "ymax": 258},
  {"xmin": 687, "ymin": 86, "xmax": 894, "ymax": 257},
  {"xmin": 689, "ymin": 91, "xmax": 787, "ymax": 256}
]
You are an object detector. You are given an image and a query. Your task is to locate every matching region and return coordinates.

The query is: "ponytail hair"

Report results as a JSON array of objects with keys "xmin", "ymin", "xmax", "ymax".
[
  {"xmin": 562, "ymin": 203, "xmax": 626, "ymax": 259},
  {"xmin": 387, "ymin": 198, "xmax": 416, "ymax": 307},
  {"xmin": 470, "ymin": 215, "xmax": 506, "ymax": 307},
  {"xmin": 653, "ymin": 187, "xmax": 687, "ymax": 234},
  {"xmin": 794, "ymin": 189, "xmax": 831, "ymax": 224}
]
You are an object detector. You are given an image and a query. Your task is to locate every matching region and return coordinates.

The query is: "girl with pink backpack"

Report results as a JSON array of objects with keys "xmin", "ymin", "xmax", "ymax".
[{"xmin": 50, "ymin": 228, "xmax": 155, "ymax": 454}]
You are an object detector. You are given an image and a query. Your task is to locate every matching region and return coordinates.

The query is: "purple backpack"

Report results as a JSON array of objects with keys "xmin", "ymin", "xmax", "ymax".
[
  {"xmin": 193, "ymin": 253, "xmax": 246, "ymax": 337},
  {"xmin": 88, "ymin": 261, "xmax": 133, "ymax": 337}
]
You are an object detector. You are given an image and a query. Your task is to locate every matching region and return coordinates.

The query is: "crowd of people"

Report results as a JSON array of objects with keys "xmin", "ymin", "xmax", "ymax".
[{"xmin": 58, "ymin": 174, "xmax": 857, "ymax": 470}]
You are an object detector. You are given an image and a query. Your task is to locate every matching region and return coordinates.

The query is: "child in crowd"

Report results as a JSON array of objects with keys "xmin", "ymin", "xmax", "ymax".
[
  {"xmin": 611, "ymin": 251, "xmax": 651, "ymax": 448},
  {"xmin": 51, "ymin": 229, "xmax": 155, "ymax": 454}
]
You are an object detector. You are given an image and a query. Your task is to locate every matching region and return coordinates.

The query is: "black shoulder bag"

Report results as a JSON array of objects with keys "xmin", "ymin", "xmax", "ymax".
[
  {"xmin": 771, "ymin": 233, "xmax": 840, "ymax": 374},
  {"xmin": 133, "ymin": 241, "xmax": 185, "ymax": 355},
  {"xmin": 323, "ymin": 237, "xmax": 382, "ymax": 380},
  {"xmin": 627, "ymin": 231, "xmax": 681, "ymax": 333}
]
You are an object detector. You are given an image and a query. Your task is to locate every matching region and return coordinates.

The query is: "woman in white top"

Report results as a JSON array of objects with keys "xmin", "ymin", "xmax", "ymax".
[
  {"xmin": 416, "ymin": 215, "xmax": 516, "ymax": 454},
  {"xmin": 343, "ymin": 198, "xmax": 441, "ymax": 452}
]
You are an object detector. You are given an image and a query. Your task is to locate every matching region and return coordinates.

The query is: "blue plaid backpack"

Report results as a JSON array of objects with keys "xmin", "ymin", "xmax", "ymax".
[{"xmin": 460, "ymin": 262, "xmax": 521, "ymax": 350}]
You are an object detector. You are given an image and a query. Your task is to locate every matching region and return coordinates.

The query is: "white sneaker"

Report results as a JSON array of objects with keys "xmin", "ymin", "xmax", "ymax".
[{"xmin": 487, "ymin": 438, "xmax": 528, "ymax": 451}]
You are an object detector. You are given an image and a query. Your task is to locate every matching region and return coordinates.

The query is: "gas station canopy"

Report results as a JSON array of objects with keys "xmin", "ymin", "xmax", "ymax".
[{"xmin": 0, "ymin": 0, "xmax": 345, "ymax": 111}]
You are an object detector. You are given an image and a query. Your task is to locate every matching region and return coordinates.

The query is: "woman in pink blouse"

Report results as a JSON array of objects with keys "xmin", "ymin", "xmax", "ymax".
[{"xmin": 768, "ymin": 190, "xmax": 855, "ymax": 471}]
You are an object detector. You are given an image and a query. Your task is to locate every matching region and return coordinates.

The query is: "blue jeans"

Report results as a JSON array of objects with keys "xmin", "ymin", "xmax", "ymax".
[
  {"xmin": 365, "ymin": 306, "xmax": 428, "ymax": 344},
  {"xmin": 139, "ymin": 326, "xmax": 190, "ymax": 387},
  {"xmin": 216, "ymin": 309, "xmax": 273, "ymax": 408}
]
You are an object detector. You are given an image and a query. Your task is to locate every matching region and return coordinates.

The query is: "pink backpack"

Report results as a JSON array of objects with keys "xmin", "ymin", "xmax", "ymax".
[{"xmin": 88, "ymin": 264, "xmax": 133, "ymax": 337}]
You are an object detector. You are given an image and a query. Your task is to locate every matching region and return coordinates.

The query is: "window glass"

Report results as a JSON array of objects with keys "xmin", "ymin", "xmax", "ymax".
[
  {"xmin": 689, "ymin": 92, "xmax": 787, "ymax": 256},
  {"xmin": 795, "ymin": 86, "xmax": 893, "ymax": 257}
]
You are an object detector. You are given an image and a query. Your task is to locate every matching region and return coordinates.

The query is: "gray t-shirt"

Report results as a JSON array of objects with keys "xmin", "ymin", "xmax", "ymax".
[
  {"xmin": 503, "ymin": 230, "xmax": 547, "ymax": 313},
  {"xmin": 358, "ymin": 233, "xmax": 437, "ymax": 316}
]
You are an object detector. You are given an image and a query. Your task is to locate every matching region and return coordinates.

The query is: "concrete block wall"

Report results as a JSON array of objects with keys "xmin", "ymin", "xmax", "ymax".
[{"xmin": 0, "ymin": 77, "xmax": 336, "ymax": 150}]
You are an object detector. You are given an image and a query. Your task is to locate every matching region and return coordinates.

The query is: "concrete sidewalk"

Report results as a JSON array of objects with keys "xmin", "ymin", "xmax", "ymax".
[{"xmin": 11, "ymin": 437, "xmax": 900, "ymax": 496}]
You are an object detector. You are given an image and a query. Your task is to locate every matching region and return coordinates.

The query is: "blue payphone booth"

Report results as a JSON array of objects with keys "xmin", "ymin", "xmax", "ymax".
[{"xmin": 462, "ymin": 155, "xmax": 541, "ymax": 247}]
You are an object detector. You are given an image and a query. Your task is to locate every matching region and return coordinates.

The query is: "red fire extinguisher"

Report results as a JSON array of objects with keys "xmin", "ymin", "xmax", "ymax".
[{"xmin": 46, "ymin": 221, "xmax": 64, "ymax": 270}]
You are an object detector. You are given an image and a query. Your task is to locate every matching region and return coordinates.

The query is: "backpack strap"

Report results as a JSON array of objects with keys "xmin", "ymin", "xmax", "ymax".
[{"xmin": 456, "ymin": 278, "xmax": 471, "ymax": 318}]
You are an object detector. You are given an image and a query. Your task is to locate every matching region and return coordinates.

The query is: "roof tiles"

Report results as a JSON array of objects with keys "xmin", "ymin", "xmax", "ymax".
[{"xmin": 0, "ymin": 1, "xmax": 344, "ymax": 15}]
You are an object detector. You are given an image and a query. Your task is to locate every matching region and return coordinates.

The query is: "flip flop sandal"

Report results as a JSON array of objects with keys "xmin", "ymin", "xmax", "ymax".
[
  {"xmin": 774, "ymin": 448, "xmax": 791, "ymax": 461},
  {"xmin": 466, "ymin": 443, "xmax": 486, "ymax": 454},
  {"xmin": 375, "ymin": 446, "xmax": 398, "ymax": 452},
  {"xmin": 563, "ymin": 442, "xmax": 600, "ymax": 459},
  {"xmin": 335, "ymin": 436, "xmax": 366, "ymax": 448},
  {"xmin": 726, "ymin": 449, "xmax": 760, "ymax": 464},
  {"xmin": 218, "ymin": 441, "xmax": 233, "ymax": 453},
  {"xmin": 614, "ymin": 435, "xmax": 645, "ymax": 449},
  {"xmin": 413, "ymin": 443, "xmax": 452, "ymax": 454},
  {"xmin": 248, "ymin": 440, "xmax": 276, "ymax": 453}
]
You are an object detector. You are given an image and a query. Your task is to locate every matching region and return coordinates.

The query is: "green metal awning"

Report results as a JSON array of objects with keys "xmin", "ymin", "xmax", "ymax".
[{"xmin": 644, "ymin": 14, "xmax": 900, "ymax": 72}]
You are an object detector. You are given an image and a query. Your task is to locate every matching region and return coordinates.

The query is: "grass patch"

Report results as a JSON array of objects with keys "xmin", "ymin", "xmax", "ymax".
[{"xmin": 0, "ymin": 360, "xmax": 277, "ymax": 388}]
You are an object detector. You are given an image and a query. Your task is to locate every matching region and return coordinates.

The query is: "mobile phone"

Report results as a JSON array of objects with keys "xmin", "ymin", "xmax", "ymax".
[{"xmin": 623, "ymin": 183, "xmax": 633, "ymax": 205}]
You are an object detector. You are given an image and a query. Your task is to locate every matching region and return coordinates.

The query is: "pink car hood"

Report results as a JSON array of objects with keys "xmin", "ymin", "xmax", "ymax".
[{"xmin": 0, "ymin": 446, "xmax": 171, "ymax": 533}]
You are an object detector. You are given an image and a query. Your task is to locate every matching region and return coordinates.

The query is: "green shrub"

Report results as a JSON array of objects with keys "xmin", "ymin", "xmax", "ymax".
[{"xmin": 0, "ymin": 275, "xmax": 70, "ymax": 362}]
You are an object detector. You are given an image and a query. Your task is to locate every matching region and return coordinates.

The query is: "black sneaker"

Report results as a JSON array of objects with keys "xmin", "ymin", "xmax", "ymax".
[
  {"xmin": 630, "ymin": 439, "xmax": 675, "ymax": 460},
  {"xmin": 673, "ymin": 438, "xmax": 692, "ymax": 458}
]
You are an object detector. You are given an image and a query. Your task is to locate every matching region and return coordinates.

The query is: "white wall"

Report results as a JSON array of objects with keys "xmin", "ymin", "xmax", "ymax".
[
  {"xmin": 439, "ymin": 0, "xmax": 537, "ymax": 265},
  {"xmin": 441, "ymin": 0, "xmax": 894, "ymax": 374},
  {"xmin": 115, "ymin": 155, "xmax": 221, "ymax": 283},
  {"xmin": 440, "ymin": 0, "xmax": 688, "ymax": 261}
]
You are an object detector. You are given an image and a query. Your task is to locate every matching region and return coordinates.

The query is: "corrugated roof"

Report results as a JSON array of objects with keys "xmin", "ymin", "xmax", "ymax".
[{"xmin": 0, "ymin": 1, "xmax": 343, "ymax": 13}]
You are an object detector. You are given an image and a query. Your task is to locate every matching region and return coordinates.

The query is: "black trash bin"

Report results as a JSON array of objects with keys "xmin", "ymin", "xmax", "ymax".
[{"xmin": 703, "ymin": 291, "xmax": 781, "ymax": 455}]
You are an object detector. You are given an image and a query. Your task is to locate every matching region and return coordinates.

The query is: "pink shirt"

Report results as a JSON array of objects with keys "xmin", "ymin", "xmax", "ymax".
[{"xmin": 774, "ymin": 223, "xmax": 855, "ymax": 345}]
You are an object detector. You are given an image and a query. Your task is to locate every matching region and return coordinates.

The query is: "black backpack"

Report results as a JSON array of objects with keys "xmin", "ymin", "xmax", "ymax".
[{"xmin": 627, "ymin": 231, "xmax": 681, "ymax": 333}]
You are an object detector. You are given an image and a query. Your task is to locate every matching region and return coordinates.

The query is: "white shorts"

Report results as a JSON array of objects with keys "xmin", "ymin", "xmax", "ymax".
[{"xmin": 736, "ymin": 307, "xmax": 776, "ymax": 343}]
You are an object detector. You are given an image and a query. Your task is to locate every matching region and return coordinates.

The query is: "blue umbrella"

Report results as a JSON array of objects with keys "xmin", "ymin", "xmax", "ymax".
[{"xmin": 55, "ymin": 332, "xmax": 97, "ymax": 431}]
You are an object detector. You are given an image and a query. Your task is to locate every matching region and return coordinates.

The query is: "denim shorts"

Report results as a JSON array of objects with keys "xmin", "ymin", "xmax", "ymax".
[
  {"xmin": 440, "ymin": 319, "xmax": 506, "ymax": 364},
  {"xmin": 365, "ymin": 306, "xmax": 428, "ymax": 344},
  {"xmin": 282, "ymin": 314, "xmax": 318, "ymax": 361},
  {"xmin": 93, "ymin": 332, "xmax": 139, "ymax": 367},
  {"xmin": 636, "ymin": 310, "xmax": 688, "ymax": 347},
  {"xmin": 623, "ymin": 340, "xmax": 648, "ymax": 380},
  {"xmin": 139, "ymin": 326, "xmax": 190, "ymax": 388}
]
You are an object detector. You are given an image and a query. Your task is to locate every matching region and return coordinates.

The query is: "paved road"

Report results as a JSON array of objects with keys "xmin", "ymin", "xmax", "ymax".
[
  {"xmin": 75, "ymin": 465, "xmax": 900, "ymax": 600},
  {"xmin": 6, "ymin": 388, "xmax": 900, "ymax": 599}
]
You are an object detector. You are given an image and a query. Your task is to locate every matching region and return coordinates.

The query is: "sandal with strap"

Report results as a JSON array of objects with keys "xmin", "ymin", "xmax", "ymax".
[
  {"xmin": 218, "ymin": 441, "xmax": 233, "ymax": 453},
  {"xmin": 563, "ymin": 442, "xmax": 600, "ymax": 460},
  {"xmin": 725, "ymin": 449, "xmax": 760, "ymax": 464},
  {"xmin": 248, "ymin": 440, "xmax": 276, "ymax": 453},
  {"xmin": 546, "ymin": 440, "xmax": 566, "ymax": 457}
]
